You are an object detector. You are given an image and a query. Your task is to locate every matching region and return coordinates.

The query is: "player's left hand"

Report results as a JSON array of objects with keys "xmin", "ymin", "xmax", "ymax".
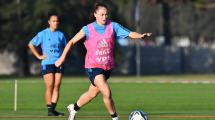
[
  {"xmin": 141, "ymin": 33, "xmax": 152, "ymax": 39},
  {"xmin": 55, "ymin": 57, "xmax": 64, "ymax": 67}
]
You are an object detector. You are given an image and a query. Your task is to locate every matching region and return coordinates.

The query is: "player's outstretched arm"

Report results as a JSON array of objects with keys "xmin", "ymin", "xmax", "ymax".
[
  {"xmin": 129, "ymin": 32, "xmax": 152, "ymax": 39},
  {"xmin": 55, "ymin": 29, "xmax": 85, "ymax": 67}
]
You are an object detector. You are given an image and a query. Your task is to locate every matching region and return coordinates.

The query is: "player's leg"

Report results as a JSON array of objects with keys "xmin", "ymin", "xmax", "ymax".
[
  {"xmin": 94, "ymin": 74, "xmax": 118, "ymax": 120},
  {"xmin": 43, "ymin": 73, "xmax": 55, "ymax": 116},
  {"xmin": 43, "ymin": 73, "xmax": 54, "ymax": 104},
  {"xmin": 50, "ymin": 72, "xmax": 64, "ymax": 116},
  {"xmin": 77, "ymin": 84, "xmax": 100, "ymax": 107},
  {"xmin": 42, "ymin": 64, "xmax": 64, "ymax": 116},
  {"xmin": 67, "ymin": 84, "xmax": 100, "ymax": 120},
  {"xmin": 52, "ymin": 73, "xmax": 62, "ymax": 102},
  {"xmin": 75, "ymin": 68, "xmax": 101, "ymax": 107}
]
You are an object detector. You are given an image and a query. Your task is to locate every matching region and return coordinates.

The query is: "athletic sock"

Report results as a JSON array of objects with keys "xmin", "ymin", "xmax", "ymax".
[
  {"xmin": 74, "ymin": 103, "xmax": 80, "ymax": 111},
  {"xmin": 111, "ymin": 112, "xmax": 118, "ymax": 118},
  {"xmin": 51, "ymin": 102, "xmax": 57, "ymax": 110},
  {"xmin": 47, "ymin": 104, "xmax": 53, "ymax": 112}
]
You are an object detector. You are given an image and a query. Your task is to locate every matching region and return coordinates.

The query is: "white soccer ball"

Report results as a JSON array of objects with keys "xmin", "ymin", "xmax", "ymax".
[{"xmin": 128, "ymin": 110, "xmax": 148, "ymax": 120}]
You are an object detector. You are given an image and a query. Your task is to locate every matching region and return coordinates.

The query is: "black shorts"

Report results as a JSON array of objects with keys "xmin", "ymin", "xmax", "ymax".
[
  {"xmin": 85, "ymin": 68, "xmax": 112, "ymax": 86},
  {"xmin": 41, "ymin": 64, "xmax": 64, "ymax": 75}
]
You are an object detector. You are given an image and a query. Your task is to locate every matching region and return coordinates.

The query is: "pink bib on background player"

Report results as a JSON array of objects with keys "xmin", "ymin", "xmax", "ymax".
[{"xmin": 84, "ymin": 21, "xmax": 114, "ymax": 70}]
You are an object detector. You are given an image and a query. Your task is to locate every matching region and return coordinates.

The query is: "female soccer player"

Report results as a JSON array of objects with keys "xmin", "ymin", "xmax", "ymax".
[
  {"xmin": 55, "ymin": 3, "xmax": 151, "ymax": 120},
  {"xmin": 28, "ymin": 14, "xmax": 66, "ymax": 116}
]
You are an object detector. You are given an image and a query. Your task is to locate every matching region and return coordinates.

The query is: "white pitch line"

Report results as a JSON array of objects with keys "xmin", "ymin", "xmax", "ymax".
[
  {"xmin": 1, "ymin": 79, "xmax": 215, "ymax": 84},
  {"xmin": 110, "ymin": 80, "xmax": 215, "ymax": 84}
]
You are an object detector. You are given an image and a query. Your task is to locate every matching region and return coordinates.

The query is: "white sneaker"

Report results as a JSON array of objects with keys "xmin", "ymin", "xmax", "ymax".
[
  {"xmin": 67, "ymin": 104, "xmax": 77, "ymax": 120},
  {"xmin": 112, "ymin": 116, "xmax": 119, "ymax": 120}
]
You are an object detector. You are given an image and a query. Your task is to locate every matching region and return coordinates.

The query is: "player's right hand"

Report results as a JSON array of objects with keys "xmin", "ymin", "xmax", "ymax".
[{"xmin": 38, "ymin": 55, "xmax": 46, "ymax": 60}]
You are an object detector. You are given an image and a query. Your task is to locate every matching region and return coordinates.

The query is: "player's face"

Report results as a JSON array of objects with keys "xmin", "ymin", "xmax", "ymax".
[
  {"xmin": 94, "ymin": 7, "xmax": 108, "ymax": 25},
  {"xmin": 48, "ymin": 15, "xmax": 59, "ymax": 31}
]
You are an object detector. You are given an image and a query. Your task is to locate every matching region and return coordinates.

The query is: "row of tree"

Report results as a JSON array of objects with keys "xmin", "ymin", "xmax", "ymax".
[
  {"xmin": 117, "ymin": 0, "xmax": 215, "ymax": 45},
  {"xmin": 0, "ymin": 0, "xmax": 214, "ymax": 76}
]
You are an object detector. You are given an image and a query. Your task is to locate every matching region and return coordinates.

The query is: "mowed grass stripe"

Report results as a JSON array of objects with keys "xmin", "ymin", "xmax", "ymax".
[
  {"xmin": 1, "ymin": 75, "xmax": 215, "ymax": 120},
  {"xmin": 2, "ymin": 75, "xmax": 215, "ymax": 84},
  {"xmin": 2, "ymin": 115, "xmax": 215, "ymax": 119}
]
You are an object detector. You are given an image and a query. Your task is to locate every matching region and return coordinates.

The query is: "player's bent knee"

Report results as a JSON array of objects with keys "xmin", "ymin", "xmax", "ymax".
[{"xmin": 88, "ymin": 92, "xmax": 98, "ymax": 98}]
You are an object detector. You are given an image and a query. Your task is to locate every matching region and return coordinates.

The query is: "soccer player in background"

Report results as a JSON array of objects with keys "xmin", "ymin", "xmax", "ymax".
[
  {"xmin": 55, "ymin": 2, "xmax": 151, "ymax": 120},
  {"xmin": 28, "ymin": 13, "xmax": 66, "ymax": 116}
]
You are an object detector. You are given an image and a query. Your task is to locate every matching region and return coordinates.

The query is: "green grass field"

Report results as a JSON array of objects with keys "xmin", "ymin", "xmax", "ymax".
[{"xmin": 1, "ymin": 74, "xmax": 215, "ymax": 120}]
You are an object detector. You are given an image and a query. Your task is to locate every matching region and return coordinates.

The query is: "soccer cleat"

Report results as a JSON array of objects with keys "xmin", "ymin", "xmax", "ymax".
[
  {"xmin": 112, "ymin": 116, "xmax": 119, "ymax": 120},
  {"xmin": 48, "ymin": 110, "xmax": 64, "ymax": 116},
  {"xmin": 48, "ymin": 111, "xmax": 55, "ymax": 116},
  {"xmin": 53, "ymin": 110, "xmax": 64, "ymax": 116},
  {"xmin": 67, "ymin": 104, "xmax": 77, "ymax": 120}
]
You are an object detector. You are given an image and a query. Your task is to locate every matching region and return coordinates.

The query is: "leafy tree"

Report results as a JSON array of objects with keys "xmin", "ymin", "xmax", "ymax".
[
  {"xmin": 0, "ymin": 0, "xmax": 120, "ymax": 76},
  {"xmin": 0, "ymin": 0, "xmax": 68, "ymax": 76}
]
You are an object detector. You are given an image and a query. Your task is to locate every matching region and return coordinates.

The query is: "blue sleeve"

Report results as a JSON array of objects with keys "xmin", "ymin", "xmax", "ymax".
[
  {"xmin": 112, "ymin": 22, "xmax": 131, "ymax": 39},
  {"xmin": 82, "ymin": 26, "xmax": 89, "ymax": 38},
  {"xmin": 62, "ymin": 34, "xmax": 67, "ymax": 47},
  {"xmin": 30, "ymin": 33, "xmax": 42, "ymax": 47}
]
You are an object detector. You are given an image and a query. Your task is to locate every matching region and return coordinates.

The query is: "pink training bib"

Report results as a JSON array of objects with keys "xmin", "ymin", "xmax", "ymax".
[{"xmin": 84, "ymin": 21, "xmax": 114, "ymax": 70}]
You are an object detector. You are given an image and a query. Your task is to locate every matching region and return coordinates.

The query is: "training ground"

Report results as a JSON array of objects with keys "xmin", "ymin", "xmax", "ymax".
[{"xmin": 1, "ymin": 74, "xmax": 215, "ymax": 120}]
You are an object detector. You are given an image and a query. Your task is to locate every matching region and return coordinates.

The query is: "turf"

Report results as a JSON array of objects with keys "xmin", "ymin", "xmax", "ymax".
[{"xmin": 1, "ymin": 75, "xmax": 215, "ymax": 120}]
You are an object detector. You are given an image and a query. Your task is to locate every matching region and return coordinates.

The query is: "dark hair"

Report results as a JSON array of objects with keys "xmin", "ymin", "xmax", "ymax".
[
  {"xmin": 47, "ymin": 12, "xmax": 59, "ymax": 20},
  {"xmin": 89, "ymin": 2, "xmax": 109, "ymax": 22}
]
